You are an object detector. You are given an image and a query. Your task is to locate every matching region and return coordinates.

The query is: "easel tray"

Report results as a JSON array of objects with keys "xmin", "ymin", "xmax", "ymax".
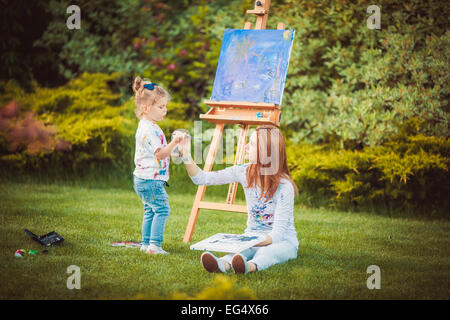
[{"xmin": 200, "ymin": 107, "xmax": 281, "ymax": 126}]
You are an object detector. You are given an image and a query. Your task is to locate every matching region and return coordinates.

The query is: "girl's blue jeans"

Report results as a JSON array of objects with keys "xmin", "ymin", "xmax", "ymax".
[{"xmin": 133, "ymin": 176, "xmax": 170, "ymax": 247}]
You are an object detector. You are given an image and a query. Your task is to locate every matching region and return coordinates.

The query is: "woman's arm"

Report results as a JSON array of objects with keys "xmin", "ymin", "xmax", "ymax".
[
  {"xmin": 181, "ymin": 154, "xmax": 200, "ymax": 177},
  {"xmin": 267, "ymin": 182, "xmax": 295, "ymax": 244},
  {"xmin": 178, "ymin": 135, "xmax": 244, "ymax": 185},
  {"xmin": 177, "ymin": 135, "xmax": 200, "ymax": 176},
  {"xmin": 254, "ymin": 235, "xmax": 272, "ymax": 247}
]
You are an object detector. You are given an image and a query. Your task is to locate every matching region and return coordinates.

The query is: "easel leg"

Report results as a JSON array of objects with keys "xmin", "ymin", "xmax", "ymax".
[
  {"xmin": 226, "ymin": 125, "xmax": 249, "ymax": 204},
  {"xmin": 183, "ymin": 123, "xmax": 224, "ymax": 243}
]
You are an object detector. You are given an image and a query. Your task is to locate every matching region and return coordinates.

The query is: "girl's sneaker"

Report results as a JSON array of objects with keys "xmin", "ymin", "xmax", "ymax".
[
  {"xmin": 140, "ymin": 244, "xmax": 149, "ymax": 252},
  {"xmin": 146, "ymin": 244, "xmax": 169, "ymax": 255}
]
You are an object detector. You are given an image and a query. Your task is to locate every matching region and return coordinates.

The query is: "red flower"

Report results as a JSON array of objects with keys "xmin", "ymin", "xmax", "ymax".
[
  {"xmin": 151, "ymin": 57, "xmax": 164, "ymax": 67},
  {"xmin": 1, "ymin": 100, "xmax": 20, "ymax": 118},
  {"xmin": 178, "ymin": 49, "xmax": 188, "ymax": 58}
]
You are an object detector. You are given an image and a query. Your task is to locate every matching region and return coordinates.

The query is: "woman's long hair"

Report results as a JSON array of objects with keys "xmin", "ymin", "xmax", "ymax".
[{"xmin": 246, "ymin": 125, "xmax": 298, "ymax": 201}]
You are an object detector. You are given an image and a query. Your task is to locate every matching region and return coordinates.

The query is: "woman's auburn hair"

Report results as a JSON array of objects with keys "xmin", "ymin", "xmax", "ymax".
[
  {"xmin": 132, "ymin": 76, "xmax": 170, "ymax": 119},
  {"xmin": 246, "ymin": 125, "xmax": 298, "ymax": 201}
]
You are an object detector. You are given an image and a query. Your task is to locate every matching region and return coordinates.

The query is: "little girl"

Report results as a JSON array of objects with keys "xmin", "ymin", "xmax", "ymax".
[{"xmin": 132, "ymin": 77, "xmax": 183, "ymax": 255}]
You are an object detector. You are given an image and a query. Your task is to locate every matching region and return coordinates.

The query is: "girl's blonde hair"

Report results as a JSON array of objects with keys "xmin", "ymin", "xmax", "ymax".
[{"xmin": 132, "ymin": 76, "xmax": 170, "ymax": 119}]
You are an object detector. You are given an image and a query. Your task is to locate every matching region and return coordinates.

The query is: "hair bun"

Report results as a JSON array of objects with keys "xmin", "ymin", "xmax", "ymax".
[{"xmin": 133, "ymin": 76, "xmax": 143, "ymax": 94}]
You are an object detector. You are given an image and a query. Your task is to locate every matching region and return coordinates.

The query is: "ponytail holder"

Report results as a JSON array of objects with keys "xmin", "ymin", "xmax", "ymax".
[{"xmin": 143, "ymin": 83, "xmax": 158, "ymax": 90}]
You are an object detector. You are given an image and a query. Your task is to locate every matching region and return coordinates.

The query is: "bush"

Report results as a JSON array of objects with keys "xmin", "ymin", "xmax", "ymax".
[
  {"xmin": 275, "ymin": 0, "xmax": 449, "ymax": 147},
  {"xmin": 33, "ymin": 0, "xmax": 248, "ymax": 110},
  {"xmin": 0, "ymin": 1, "xmax": 64, "ymax": 88},
  {"xmin": 0, "ymin": 73, "xmax": 134, "ymax": 173},
  {"xmin": 2, "ymin": 1, "xmax": 448, "ymax": 216},
  {"xmin": 5, "ymin": 0, "xmax": 449, "ymax": 146},
  {"xmin": 0, "ymin": 72, "xmax": 196, "ymax": 188},
  {"xmin": 287, "ymin": 119, "xmax": 449, "ymax": 217}
]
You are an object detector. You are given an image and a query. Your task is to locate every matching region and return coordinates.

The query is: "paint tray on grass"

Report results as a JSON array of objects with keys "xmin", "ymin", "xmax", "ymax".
[{"xmin": 24, "ymin": 229, "xmax": 65, "ymax": 247}]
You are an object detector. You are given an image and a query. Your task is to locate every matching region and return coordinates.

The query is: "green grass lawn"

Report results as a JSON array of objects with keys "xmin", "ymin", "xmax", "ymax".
[{"xmin": 0, "ymin": 180, "xmax": 449, "ymax": 300}]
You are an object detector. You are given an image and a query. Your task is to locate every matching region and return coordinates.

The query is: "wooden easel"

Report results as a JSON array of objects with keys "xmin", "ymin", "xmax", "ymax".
[{"xmin": 183, "ymin": 0, "xmax": 286, "ymax": 242}]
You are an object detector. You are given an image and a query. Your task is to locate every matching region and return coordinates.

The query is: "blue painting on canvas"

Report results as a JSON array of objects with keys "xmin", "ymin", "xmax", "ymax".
[{"xmin": 210, "ymin": 29, "xmax": 295, "ymax": 105}]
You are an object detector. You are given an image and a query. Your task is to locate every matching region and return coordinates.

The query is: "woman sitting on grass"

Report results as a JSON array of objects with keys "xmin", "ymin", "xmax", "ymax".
[{"xmin": 178, "ymin": 125, "xmax": 299, "ymax": 274}]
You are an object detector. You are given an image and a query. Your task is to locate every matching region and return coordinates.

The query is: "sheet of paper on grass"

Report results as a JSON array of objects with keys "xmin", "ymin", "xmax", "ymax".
[{"xmin": 190, "ymin": 233, "xmax": 266, "ymax": 253}]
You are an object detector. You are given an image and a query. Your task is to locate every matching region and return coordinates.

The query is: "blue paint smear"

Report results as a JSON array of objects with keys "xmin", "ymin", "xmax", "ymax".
[{"xmin": 211, "ymin": 29, "xmax": 295, "ymax": 105}]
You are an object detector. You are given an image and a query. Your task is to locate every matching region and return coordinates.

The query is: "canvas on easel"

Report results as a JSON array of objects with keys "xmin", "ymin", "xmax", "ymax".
[
  {"xmin": 211, "ymin": 29, "xmax": 295, "ymax": 105},
  {"xmin": 183, "ymin": 0, "xmax": 294, "ymax": 243},
  {"xmin": 200, "ymin": 29, "xmax": 295, "ymax": 127}
]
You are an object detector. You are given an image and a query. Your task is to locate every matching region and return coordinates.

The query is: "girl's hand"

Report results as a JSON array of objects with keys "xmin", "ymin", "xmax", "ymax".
[{"xmin": 172, "ymin": 131, "xmax": 185, "ymax": 144}]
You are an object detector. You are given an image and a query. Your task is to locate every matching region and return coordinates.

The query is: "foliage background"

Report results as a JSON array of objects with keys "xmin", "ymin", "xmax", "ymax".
[{"xmin": 0, "ymin": 0, "xmax": 448, "ymax": 216}]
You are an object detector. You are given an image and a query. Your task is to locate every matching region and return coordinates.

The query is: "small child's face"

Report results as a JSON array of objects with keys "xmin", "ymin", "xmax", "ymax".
[{"xmin": 143, "ymin": 98, "xmax": 168, "ymax": 122}]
